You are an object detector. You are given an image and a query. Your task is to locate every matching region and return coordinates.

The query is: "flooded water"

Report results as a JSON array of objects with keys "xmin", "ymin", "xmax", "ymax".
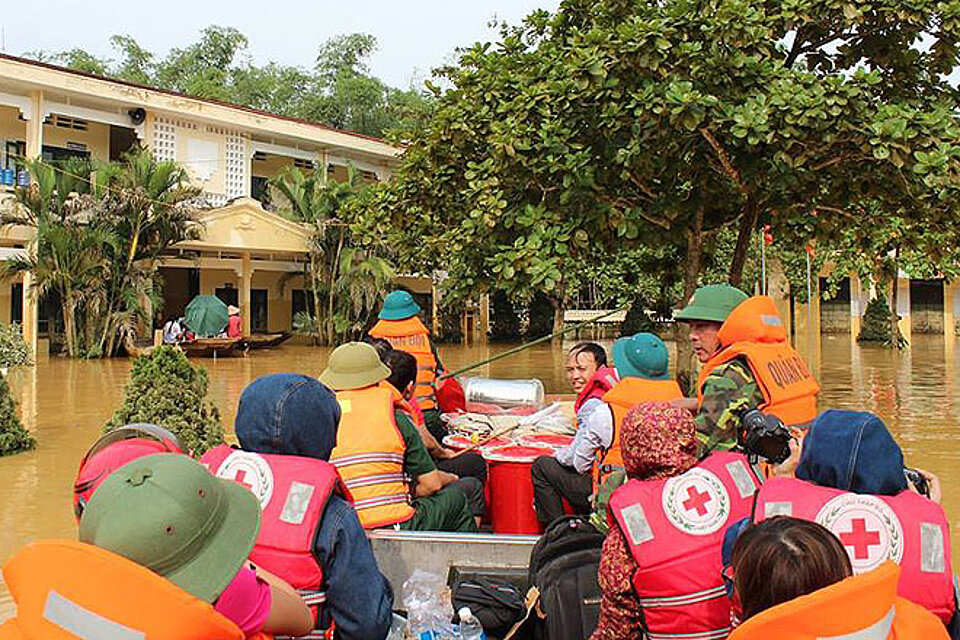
[{"xmin": 1, "ymin": 335, "xmax": 959, "ymax": 618}]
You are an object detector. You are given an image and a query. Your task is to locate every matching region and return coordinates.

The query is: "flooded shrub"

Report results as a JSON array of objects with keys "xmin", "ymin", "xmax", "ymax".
[
  {"xmin": 857, "ymin": 296, "xmax": 907, "ymax": 348},
  {"xmin": 104, "ymin": 345, "xmax": 224, "ymax": 455},
  {"xmin": 0, "ymin": 323, "xmax": 32, "ymax": 368},
  {"xmin": 0, "ymin": 374, "xmax": 34, "ymax": 456}
]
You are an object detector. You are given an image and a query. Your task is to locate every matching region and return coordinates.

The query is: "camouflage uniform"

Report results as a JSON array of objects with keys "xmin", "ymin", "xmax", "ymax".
[{"xmin": 695, "ymin": 357, "xmax": 764, "ymax": 454}]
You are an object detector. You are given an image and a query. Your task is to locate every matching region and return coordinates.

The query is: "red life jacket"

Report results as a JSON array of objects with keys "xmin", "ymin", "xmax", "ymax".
[
  {"xmin": 574, "ymin": 366, "xmax": 619, "ymax": 414},
  {"xmin": 608, "ymin": 452, "xmax": 763, "ymax": 640},
  {"xmin": 202, "ymin": 444, "xmax": 348, "ymax": 637},
  {"xmin": 754, "ymin": 476, "xmax": 954, "ymax": 624}
]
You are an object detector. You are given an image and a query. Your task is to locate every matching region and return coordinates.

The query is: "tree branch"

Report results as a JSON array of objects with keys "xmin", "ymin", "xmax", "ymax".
[
  {"xmin": 597, "ymin": 194, "xmax": 672, "ymax": 230},
  {"xmin": 699, "ymin": 127, "xmax": 748, "ymax": 195}
]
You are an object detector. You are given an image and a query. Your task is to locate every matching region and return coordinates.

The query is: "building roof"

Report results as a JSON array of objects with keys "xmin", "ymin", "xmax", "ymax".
[{"xmin": 0, "ymin": 53, "xmax": 403, "ymax": 160}]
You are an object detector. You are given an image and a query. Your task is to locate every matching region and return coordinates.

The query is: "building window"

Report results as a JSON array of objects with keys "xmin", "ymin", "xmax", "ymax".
[{"xmin": 10, "ymin": 283, "xmax": 22, "ymax": 326}]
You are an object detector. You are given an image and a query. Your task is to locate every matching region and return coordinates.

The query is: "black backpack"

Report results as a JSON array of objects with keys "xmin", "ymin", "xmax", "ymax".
[
  {"xmin": 452, "ymin": 578, "xmax": 526, "ymax": 637},
  {"xmin": 527, "ymin": 516, "xmax": 606, "ymax": 640}
]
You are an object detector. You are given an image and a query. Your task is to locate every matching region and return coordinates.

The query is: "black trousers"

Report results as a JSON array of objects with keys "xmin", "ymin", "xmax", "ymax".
[
  {"xmin": 437, "ymin": 451, "xmax": 488, "ymax": 517},
  {"xmin": 531, "ymin": 456, "xmax": 593, "ymax": 526}
]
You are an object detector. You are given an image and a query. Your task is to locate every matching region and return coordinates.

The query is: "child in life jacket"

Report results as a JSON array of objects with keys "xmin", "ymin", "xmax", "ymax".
[
  {"xmin": 76, "ymin": 447, "xmax": 313, "ymax": 638},
  {"xmin": 727, "ymin": 517, "xmax": 948, "ymax": 639}
]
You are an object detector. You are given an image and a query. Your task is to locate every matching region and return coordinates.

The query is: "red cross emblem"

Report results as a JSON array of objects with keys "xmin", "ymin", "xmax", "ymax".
[
  {"xmin": 839, "ymin": 518, "xmax": 881, "ymax": 560},
  {"xmin": 682, "ymin": 485, "xmax": 712, "ymax": 516},
  {"xmin": 233, "ymin": 469, "xmax": 253, "ymax": 490}
]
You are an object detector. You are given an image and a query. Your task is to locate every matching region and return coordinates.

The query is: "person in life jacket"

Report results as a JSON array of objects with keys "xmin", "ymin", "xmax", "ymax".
[
  {"xmin": 591, "ymin": 402, "xmax": 763, "ymax": 640},
  {"xmin": 726, "ymin": 517, "xmax": 948, "ymax": 639},
  {"xmin": 205, "ymin": 373, "xmax": 393, "ymax": 640},
  {"xmin": 531, "ymin": 342, "xmax": 616, "ymax": 526},
  {"xmin": 369, "ymin": 290, "xmax": 448, "ymax": 441},
  {"xmin": 751, "ymin": 410, "xmax": 957, "ymax": 629},
  {"xmin": 674, "ymin": 284, "xmax": 819, "ymax": 453},
  {"xmin": 322, "ymin": 342, "xmax": 477, "ymax": 532},
  {"xmin": 381, "ymin": 348, "xmax": 487, "ymax": 525},
  {"xmin": 73, "ymin": 423, "xmax": 185, "ymax": 521},
  {"xmin": 76, "ymin": 452, "xmax": 314, "ymax": 639}
]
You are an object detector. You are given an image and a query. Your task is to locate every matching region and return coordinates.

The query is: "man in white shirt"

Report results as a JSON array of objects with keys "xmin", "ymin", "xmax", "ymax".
[{"xmin": 531, "ymin": 343, "xmax": 615, "ymax": 526}]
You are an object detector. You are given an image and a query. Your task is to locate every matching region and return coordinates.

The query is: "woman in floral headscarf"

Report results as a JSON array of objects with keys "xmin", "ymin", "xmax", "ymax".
[{"xmin": 591, "ymin": 402, "xmax": 700, "ymax": 640}]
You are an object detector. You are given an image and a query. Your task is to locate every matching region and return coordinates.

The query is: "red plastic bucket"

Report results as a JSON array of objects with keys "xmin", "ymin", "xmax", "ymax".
[{"xmin": 484, "ymin": 445, "xmax": 554, "ymax": 534}]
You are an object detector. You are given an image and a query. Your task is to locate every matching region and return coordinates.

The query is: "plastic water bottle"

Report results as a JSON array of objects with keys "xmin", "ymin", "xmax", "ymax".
[{"xmin": 458, "ymin": 607, "xmax": 486, "ymax": 640}]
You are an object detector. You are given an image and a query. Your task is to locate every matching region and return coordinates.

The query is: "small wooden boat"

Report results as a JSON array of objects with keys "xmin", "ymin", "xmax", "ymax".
[
  {"xmin": 122, "ymin": 338, "xmax": 157, "ymax": 359},
  {"xmin": 180, "ymin": 337, "xmax": 242, "ymax": 358},
  {"xmin": 242, "ymin": 331, "xmax": 292, "ymax": 350}
]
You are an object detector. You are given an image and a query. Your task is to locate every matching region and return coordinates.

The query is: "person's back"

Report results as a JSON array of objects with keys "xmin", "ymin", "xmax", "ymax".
[
  {"xmin": 0, "ymin": 540, "xmax": 247, "ymax": 640},
  {"xmin": 221, "ymin": 372, "xmax": 393, "ymax": 640},
  {"xmin": 727, "ymin": 518, "xmax": 947, "ymax": 640},
  {"xmin": 754, "ymin": 410, "xmax": 955, "ymax": 624},
  {"xmin": 592, "ymin": 403, "xmax": 760, "ymax": 640}
]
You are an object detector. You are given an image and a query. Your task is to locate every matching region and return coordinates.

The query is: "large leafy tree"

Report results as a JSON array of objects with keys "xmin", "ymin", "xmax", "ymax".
[{"xmin": 374, "ymin": 0, "xmax": 960, "ymax": 336}]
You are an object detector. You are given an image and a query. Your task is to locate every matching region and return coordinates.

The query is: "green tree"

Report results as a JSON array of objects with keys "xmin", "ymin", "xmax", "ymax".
[
  {"xmin": 105, "ymin": 346, "xmax": 223, "ymax": 455},
  {"xmin": 270, "ymin": 165, "xmax": 393, "ymax": 344}
]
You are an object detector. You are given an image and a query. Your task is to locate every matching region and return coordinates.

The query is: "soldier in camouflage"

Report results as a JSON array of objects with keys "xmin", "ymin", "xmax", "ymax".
[{"xmin": 673, "ymin": 284, "xmax": 755, "ymax": 453}]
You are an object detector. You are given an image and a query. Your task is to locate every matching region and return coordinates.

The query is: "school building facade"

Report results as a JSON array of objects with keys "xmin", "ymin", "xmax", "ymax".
[{"xmin": 0, "ymin": 53, "xmax": 411, "ymax": 353}]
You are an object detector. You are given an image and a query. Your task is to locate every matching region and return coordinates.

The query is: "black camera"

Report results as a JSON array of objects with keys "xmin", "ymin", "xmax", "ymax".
[
  {"xmin": 735, "ymin": 408, "xmax": 792, "ymax": 464},
  {"xmin": 904, "ymin": 468, "xmax": 930, "ymax": 497}
]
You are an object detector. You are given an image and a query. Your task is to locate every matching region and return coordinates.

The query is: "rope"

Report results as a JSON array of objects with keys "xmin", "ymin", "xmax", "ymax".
[{"xmin": 438, "ymin": 304, "xmax": 632, "ymax": 380}]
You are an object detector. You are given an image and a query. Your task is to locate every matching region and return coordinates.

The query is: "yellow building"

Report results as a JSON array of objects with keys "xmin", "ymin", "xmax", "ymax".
[{"xmin": 0, "ymin": 53, "xmax": 407, "ymax": 353}]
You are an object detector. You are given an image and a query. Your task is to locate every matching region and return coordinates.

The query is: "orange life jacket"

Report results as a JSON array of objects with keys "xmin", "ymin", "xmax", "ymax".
[
  {"xmin": 728, "ymin": 562, "xmax": 949, "ymax": 640},
  {"xmin": 697, "ymin": 296, "xmax": 819, "ymax": 428},
  {"xmin": 369, "ymin": 317, "xmax": 440, "ymax": 411},
  {"xmin": 0, "ymin": 539, "xmax": 247, "ymax": 640},
  {"xmin": 330, "ymin": 386, "xmax": 415, "ymax": 529},
  {"xmin": 594, "ymin": 377, "xmax": 684, "ymax": 490}
]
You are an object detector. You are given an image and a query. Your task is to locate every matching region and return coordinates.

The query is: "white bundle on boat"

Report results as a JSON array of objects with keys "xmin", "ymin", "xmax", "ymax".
[{"xmin": 445, "ymin": 402, "xmax": 573, "ymax": 439}]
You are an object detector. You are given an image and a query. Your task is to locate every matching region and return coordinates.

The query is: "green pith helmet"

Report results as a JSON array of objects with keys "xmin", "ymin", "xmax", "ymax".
[
  {"xmin": 78, "ymin": 453, "xmax": 260, "ymax": 603},
  {"xmin": 379, "ymin": 290, "xmax": 421, "ymax": 321},
  {"xmin": 613, "ymin": 332, "xmax": 670, "ymax": 380},
  {"xmin": 319, "ymin": 342, "xmax": 391, "ymax": 391},
  {"xmin": 674, "ymin": 284, "xmax": 749, "ymax": 324}
]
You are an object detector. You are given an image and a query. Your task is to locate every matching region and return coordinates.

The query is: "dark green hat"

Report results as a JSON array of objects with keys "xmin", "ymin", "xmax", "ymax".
[
  {"xmin": 319, "ymin": 341, "xmax": 391, "ymax": 390},
  {"xmin": 78, "ymin": 453, "xmax": 260, "ymax": 603},
  {"xmin": 674, "ymin": 284, "xmax": 749, "ymax": 324},
  {"xmin": 379, "ymin": 290, "xmax": 421, "ymax": 321},
  {"xmin": 613, "ymin": 332, "xmax": 671, "ymax": 380}
]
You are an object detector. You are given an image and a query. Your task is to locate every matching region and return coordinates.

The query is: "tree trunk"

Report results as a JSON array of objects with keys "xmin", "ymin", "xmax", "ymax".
[
  {"xmin": 677, "ymin": 206, "xmax": 705, "ymax": 393},
  {"xmin": 890, "ymin": 247, "xmax": 901, "ymax": 348},
  {"xmin": 310, "ymin": 255, "xmax": 322, "ymax": 346},
  {"xmin": 728, "ymin": 199, "xmax": 758, "ymax": 288},
  {"xmin": 551, "ymin": 297, "xmax": 565, "ymax": 338},
  {"xmin": 327, "ymin": 229, "xmax": 346, "ymax": 346},
  {"xmin": 63, "ymin": 296, "xmax": 76, "ymax": 358}
]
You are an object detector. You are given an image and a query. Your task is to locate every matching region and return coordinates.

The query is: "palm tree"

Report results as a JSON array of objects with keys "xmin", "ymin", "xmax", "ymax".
[
  {"xmin": 93, "ymin": 150, "xmax": 201, "ymax": 355},
  {"xmin": 270, "ymin": 164, "xmax": 394, "ymax": 344},
  {"xmin": 0, "ymin": 158, "xmax": 111, "ymax": 356}
]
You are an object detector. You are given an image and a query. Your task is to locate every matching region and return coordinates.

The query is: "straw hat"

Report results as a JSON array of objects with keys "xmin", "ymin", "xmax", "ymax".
[
  {"xmin": 227, "ymin": 305, "xmax": 240, "ymax": 316},
  {"xmin": 319, "ymin": 342, "xmax": 391, "ymax": 391}
]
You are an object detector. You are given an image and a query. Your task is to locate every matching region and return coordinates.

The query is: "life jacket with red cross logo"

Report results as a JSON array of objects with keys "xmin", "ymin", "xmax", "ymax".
[
  {"xmin": 608, "ymin": 451, "xmax": 763, "ymax": 640},
  {"xmin": 201, "ymin": 444, "xmax": 348, "ymax": 638},
  {"xmin": 754, "ymin": 476, "xmax": 954, "ymax": 624},
  {"xmin": 574, "ymin": 366, "xmax": 619, "ymax": 414}
]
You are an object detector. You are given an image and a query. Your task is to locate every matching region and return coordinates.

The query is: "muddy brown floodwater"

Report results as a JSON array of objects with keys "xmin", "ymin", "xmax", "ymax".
[{"xmin": 1, "ymin": 335, "xmax": 959, "ymax": 619}]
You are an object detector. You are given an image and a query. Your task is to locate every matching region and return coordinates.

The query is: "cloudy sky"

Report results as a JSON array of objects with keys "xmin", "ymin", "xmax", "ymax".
[{"xmin": 0, "ymin": 1, "xmax": 561, "ymax": 88}]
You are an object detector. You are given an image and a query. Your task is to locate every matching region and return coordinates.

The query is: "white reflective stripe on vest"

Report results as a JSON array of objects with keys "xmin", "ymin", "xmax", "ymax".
[
  {"xmin": 297, "ymin": 587, "xmax": 327, "ymax": 606},
  {"xmin": 638, "ymin": 584, "xmax": 727, "ymax": 608},
  {"xmin": 343, "ymin": 473, "xmax": 408, "ymax": 490},
  {"xmin": 43, "ymin": 591, "xmax": 146, "ymax": 640},
  {"xmin": 332, "ymin": 452, "xmax": 404, "ymax": 468},
  {"xmin": 817, "ymin": 606, "xmax": 894, "ymax": 639},
  {"xmin": 353, "ymin": 494, "xmax": 410, "ymax": 510},
  {"xmin": 647, "ymin": 628, "xmax": 730, "ymax": 640}
]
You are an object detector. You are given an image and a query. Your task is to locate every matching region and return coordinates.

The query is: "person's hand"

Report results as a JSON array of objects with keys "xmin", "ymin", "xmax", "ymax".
[
  {"xmin": 668, "ymin": 397, "xmax": 698, "ymax": 412},
  {"xmin": 768, "ymin": 436, "xmax": 801, "ymax": 478},
  {"xmin": 909, "ymin": 468, "xmax": 942, "ymax": 504},
  {"xmin": 436, "ymin": 447, "xmax": 456, "ymax": 460}
]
